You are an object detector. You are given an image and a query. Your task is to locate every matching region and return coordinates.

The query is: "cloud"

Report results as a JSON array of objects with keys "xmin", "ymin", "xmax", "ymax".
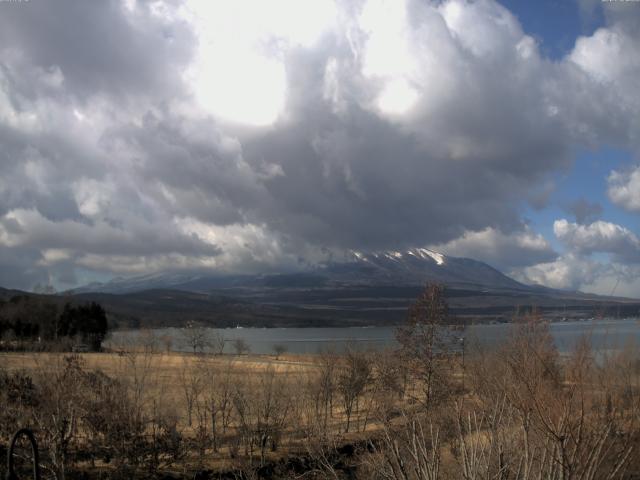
[
  {"xmin": 514, "ymin": 218, "xmax": 640, "ymax": 298},
  {"xmin": 566, "ymin": 9, "xmax": 640, "ymax": 150},
  {"xmin": 0, "ymin": 0, "xmax": 195, "ymax": 102},
  {"xmin": 554, "ymin": 219, "xmax": 640, "ymax": 262},
  {"xmin": 0, "ymin": 245, "xmax": 53, "ymax": 291},
  {"xmin": 564, "ymin": 198, "xmax": 603, "ymax": 224},
  {"xmin": 513, "ymin": 253, "xmax": 602, "ymax": 291},
  {"xmin": 0, "ymin": 0, "xmax": 638, "ymax": 290},
  {"xmin": 514, "ymin": 253, "xmax": 640, "ymax": 298},
  {"xmin": 608, "ymin": 165, "xmax": 640, "ymax": 212},
  {"xmin": 576, "ymin": 0, "xmax": 601, "ymax": 28},
  {"xmin": 237, "ymin": 0, "xmax": 574, "ymax": 250},
  {"xmin": 0, "ymin": 208, "xmax": 220, "ymax": 257},
  {"xmin": 429, "ymin": 227, "xmax": 557, "ymax": 270}
]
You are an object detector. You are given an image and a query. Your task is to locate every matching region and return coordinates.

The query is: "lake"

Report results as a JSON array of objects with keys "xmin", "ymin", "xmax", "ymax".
[{"xmin": 106, "ymin": 317, "xmax": 640, "ymax": 355}]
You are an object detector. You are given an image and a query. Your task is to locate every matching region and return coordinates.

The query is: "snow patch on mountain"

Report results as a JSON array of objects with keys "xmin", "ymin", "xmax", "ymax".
[
  {"xmin": 408, "ymin": 248, "xmax": 445, "ymax": 265},
  {"xmin": 350, "ymin": 248, "xmax": 446, "ymax": 265}
]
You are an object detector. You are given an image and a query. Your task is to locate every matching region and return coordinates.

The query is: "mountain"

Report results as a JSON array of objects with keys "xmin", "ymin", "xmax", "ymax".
[
  {"xmin": 321, "ymin": 248, "xmax": 527, "ymax": 290},
  {"xmin": 0, "ymin": 286, "xmax": 31, "ymax": 300},
  {"xmin": 56, "ymin": 248, "xmax": 640, "ymax": 328},
  {"xmin": 70, "ymin": 248, "xmax": 527, "ymax": 294}
]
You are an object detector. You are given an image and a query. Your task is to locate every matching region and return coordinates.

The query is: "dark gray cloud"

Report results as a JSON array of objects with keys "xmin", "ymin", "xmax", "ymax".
[
  {"xmin": 107, "ymin": 112, "xmax": 267, "ymax": 226},
  {"xmin": 0, "ymin": 0, "xmax": 194, "ymax": 102},
  {"xmin": 0, "ymin": 246, "xmax": 51, "ymax": 291}
]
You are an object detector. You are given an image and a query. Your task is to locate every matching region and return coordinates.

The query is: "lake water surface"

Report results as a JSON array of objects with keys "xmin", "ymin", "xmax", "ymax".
[{"xmin": 107, "ymin": 317, "xmax": 640, "ymax": 355}]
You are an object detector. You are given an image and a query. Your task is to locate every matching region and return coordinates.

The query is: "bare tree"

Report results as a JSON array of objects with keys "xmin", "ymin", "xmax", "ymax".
[
  {"xmin": 191, "ymin": 374, "xmax": 210, "ymax": 467},
  {"xmin": 138, "ymin": 328, "xmax": 159, "ymax": 353},
  {"xmin": 456, "ymin": 315, "xmax": 636, "ymax": 480},
  {"xmin": 272, "ymin": 344, "xmax": 287, "ymax": 359},
  {"xmin": 396, "ymin": 283, "xmax": 457, "ymax": 406},
  {"xmin": 34, "ymin": 355, "xmax": 85, "ymax": 480},
  {"xmin": 299, "ymin": 352, "xmax": 339, "ymax": 446},
  {"xmin": 337, "ymin": 346, "xmax": 371, "ymax": 433},
  {"xmin": 365, "ymin": 414, "xmax": 441, "ymax": 480},
  {"xmin": 211, "ymin": 331, "xmax": 225, "ymax": 355},
  {"xmin": 115, "ymin": 339, "xmax": 169, "ymax": 475},
  {"xmin": 233, "ymin": 338, "xmax": 250, "ymax": 355},
  {"xmin": 159, "ymin": 333, "xmax": 173, "ymax": 354},
  {"xmin": 314, "ymin": 347, "xmax": 339, "ymax": 433},
  {"xmin": 178, "ymin": 358, "xmax": 202, "ymax": 427},
  {"xmin": 232, "ymin": 366, "xmax": 294, "ymax": 464},
  {"xmin": 368, "ymin": 348, "xmax": 407, "ymax": 427},
  {"xmin": 181, "ymin": 321, "xmax": 210, "ymax": 354},
  {"xmin": 196, "ymin": 357, "xmax": 235, "ymax": 453}
]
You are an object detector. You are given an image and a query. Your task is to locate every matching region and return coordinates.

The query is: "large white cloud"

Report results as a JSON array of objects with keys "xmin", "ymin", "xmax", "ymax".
[
  {"xmin": 429, "ymin": 227, "xmax": 557, "ymax": 270},
  {"xmin": 554, "ymin": 219, "xmax": 640, "ymax": 262},
  {"xmin": 608, "ymin": 165, "xmax": 640, "ymax": 212},
  {"xmin": 513, "ymin": 217, "xmax": 640, "ymax": 297},
  {"xmin": 570, "ymin": 20, "xmax": 640, "ymax": 109},
  {"xmin": 514, "ymin": 253, "xmax": 602, "ymax": 291},
  {"xmin": 515, "ymin": 254, "xmax": 640, "ymax": 299}
]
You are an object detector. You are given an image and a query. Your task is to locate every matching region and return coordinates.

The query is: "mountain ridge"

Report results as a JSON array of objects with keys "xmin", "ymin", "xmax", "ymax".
[{"xmin": 68, "ymin": 247, "xmax": 532, "ymax": 295}]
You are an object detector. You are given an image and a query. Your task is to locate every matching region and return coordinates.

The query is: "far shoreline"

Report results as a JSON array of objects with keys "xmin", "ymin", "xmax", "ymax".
[{"xmin": 108, "ymin": 314, "xmax": 639, "ymax": 332}]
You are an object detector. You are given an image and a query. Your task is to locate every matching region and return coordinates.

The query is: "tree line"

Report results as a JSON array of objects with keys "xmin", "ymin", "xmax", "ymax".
[{"xmin": 0, "ymin": 295, "xmax": 109, "ymax": 351}]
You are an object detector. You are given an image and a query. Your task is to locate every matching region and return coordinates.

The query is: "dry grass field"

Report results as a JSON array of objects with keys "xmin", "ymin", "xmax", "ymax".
[
  {"xmin": 1, "ymin": 346, "xmax": 410, "ymax": 478},
  {"xmin": 0, "ymin": 350, "xmax": 320, "ymax": 378},
  {"xmin": 3, "ymin": 293, "xmax": 640, "ymax": 479},
  {"xmin": 0, "ymin": 350, "xmax": 329, "ymax": 435}
]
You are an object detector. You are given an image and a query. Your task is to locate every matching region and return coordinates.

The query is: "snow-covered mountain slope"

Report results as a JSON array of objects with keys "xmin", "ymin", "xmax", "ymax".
[{"xmin": 321, "ymin": 248, "xmax": 526, "ymax": 290}]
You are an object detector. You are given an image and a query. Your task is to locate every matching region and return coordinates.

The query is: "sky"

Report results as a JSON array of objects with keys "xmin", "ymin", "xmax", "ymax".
[{"xmin": 0, "ymin": 0, "xmax": 639, "ymax": 297}]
